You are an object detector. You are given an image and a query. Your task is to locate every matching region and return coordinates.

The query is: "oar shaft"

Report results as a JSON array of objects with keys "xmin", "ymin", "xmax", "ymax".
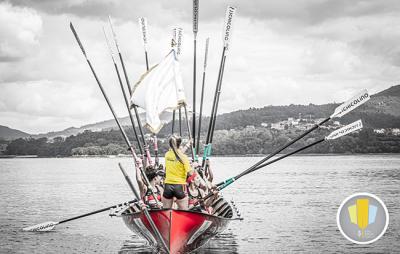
[
  {"xmin": 183, "ymin": 105, "xmax": 195, "ymax": 160},
  {"xmin": 192, "ymin": 37, "xmax": 197, "ymax": 148},
  {"xmin": 172, "ymin": 110, "xmax": 176, "ymax": 134},
  {"xmin": 112, "ymin": 61, "xmax": 144, "ymax": 155},
  {"xmin": 196, "ymin": 38, "xmax": 209, "ymax": 155},
  {"xmin": 118, "ymin": 164, "xmax": 170, "ymax": 254},
  {"xmin": 235, "ymin": 117, "xmax": 330, "ymax": 180},
  {"xmin": 59, "ymin": 200, "xmax": 137, "ymax": 224},
  {"xmin": 179, "ymin": 107, "xmax": 182, "ymax": 136},
  {"xmin": 247, "ymin": 138, "xmax": 325, "ymax": 176},
  {"xmin": 211, "ymin": 138, "xmax": 326, "ymax": 200},
  {"xmin": 205, "ymin": 47, "xmax": 226, "ymax": 145},
  {"xmin": 70, "ymin": 23, "xmax": 157, "ymax": 203}
]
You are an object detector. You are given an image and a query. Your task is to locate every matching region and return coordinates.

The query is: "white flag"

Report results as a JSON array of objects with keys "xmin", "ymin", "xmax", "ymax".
[{"xmin": 131, "ymin": 50, "xmax": 186, "ymax": 133}]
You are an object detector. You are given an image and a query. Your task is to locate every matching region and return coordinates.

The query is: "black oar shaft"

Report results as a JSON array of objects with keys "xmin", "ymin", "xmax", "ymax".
[
  {"xmin": 192, "ymin": 37, "xmax": 197, "ymax": 148},
  {"xmin": 183, "ymin": 105, "xmax": 195, "ymax": 160},
  {"xmin": 59, "ymin": 200, "xmax": 136, "ymax": 224},
  {"xmin": 118, "ymin": 164, "xmax": 169, "ymax": 254},
  {"xmin": 247, "ymin": 138, "xmax": 325, "ymax": 176},
  {"xmin": 172, "ymin": 110, "xmax": 176, "ymax": 134},
  {"xmin": 70, "ymin": 22, "xmax": 157, "ymax": 202},
  {"xmin": 179, "ymin": 107, "xmax": 182, "ymax": 136},
  {"xmin": 144, "ymin": 51, "xmax": 150, "ymax": 71},
  {"xmin": 235, "ymin": 117, "xmax": 330, "ymax": 179},
  {"xmin": 112, "ymin": 61, "xmax": 143, "ymax": 155},
  {"xmin": 205, "ymin": 47, "xmax": 226, "ymax": 146},
  {"xmin": 196, "ymin": 38, "xmax": 209, "ymax": 155}
]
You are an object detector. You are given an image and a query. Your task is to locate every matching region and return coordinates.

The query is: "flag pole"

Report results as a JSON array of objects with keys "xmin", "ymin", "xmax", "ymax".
[
  {"xmin": 202, "ymin": 6, "xmax": 236, "ymax": 168},
  {"xmin": 102, "ymin": 27, "xmax": 144, "ymax": 156},
  {"xmin": 192, "ymin": 0, "xmax": 199, "ymax": 155},
  {"xmin": 108, "ymin": 16, "xmax": 152, "ymax": 166},
  {"xmin": 195, "ymin": 37, "xmax": 209, "ymax": 156}
]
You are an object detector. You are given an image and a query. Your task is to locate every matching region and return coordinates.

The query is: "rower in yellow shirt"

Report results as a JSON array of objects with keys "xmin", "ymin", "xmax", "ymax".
[{"xmin": 162, "ymin": 135, "xmax": 195, "ymax": 210}]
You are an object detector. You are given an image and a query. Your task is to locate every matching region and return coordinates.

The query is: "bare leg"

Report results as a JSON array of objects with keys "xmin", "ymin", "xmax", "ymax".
[
  {"xmin": 175, "ymin": 196, "xmax": 188, "ymax": 210},
  {"xmin": 162, "ymin": 196, "xmax": 173, "ymax": 209}
]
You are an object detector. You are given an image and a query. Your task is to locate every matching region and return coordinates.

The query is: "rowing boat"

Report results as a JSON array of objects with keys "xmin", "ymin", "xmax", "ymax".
[{"xmin": 115, "ymin": 197, "xmax": 239, "ymax": 253}]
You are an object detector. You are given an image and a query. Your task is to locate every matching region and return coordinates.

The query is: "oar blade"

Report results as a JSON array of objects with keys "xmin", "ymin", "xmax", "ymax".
[
  {"xmin": 326, "ymin": 119, "xmax": 363, "ymax": 140},
  {"xmin": 223, "ymin": 6, "xmax": 236, "ymax": 51},
  {"xmin": 23, "ymin": 221, "xmax": 58, "ymax": 232},
  {"xmin": 330, "ymin": 89, "xmax": 370, "ymax": 118},
  {"xmin": 138, "ymin": 17, "xmax": 148, "ymax": 51}
]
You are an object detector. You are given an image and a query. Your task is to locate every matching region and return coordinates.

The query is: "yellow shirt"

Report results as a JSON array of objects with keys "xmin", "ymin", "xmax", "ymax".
[{"xmin": 164, "ymin": 149, "xmax": 191, "ymax": 184}]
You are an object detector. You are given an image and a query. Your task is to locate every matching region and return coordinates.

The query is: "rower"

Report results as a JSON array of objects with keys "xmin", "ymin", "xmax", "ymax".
[
  {"xmin": 162, "ymin": 135, "xmax": 195, "ymax": 210},
  {"xmin": 187, "ymin": 170, "xmax": 207, "ymax": 212},
  {"xmin": 135, "ymin": 164, "xmax": 164, "ymax": 209}
]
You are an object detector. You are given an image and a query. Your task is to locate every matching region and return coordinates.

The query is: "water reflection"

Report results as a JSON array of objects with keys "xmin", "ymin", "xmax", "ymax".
[{"xmin": 119, "ymin": 232, "xmax": 239, "ymax": 254}]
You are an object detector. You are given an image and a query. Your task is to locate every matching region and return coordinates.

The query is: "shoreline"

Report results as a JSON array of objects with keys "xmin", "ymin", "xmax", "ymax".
[{"xmin": 1, "ymin": 153, "xmax": 399, "ymax": 159}]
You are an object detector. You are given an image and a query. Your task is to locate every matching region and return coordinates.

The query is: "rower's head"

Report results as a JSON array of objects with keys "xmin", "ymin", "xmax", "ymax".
[
  {"xmin": 169, "ymin": 135, "xmax": 183, "ymax": 162},
  {"xmin": 187, "ymin": 171, "xmax": 201, "ymax": 187},
  {"xmin": 169, "ymin": 134, "xmax": 182, "ymax": 148},
  {"xmin": 145, "ymin": 166, "xmax": 163, "ymax": 184}
]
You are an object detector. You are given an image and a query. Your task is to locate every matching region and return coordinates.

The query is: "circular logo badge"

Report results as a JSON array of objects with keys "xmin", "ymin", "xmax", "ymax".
[{"xmin": 337, "ymin": 193, "xmax": 389, "ymax": 244}]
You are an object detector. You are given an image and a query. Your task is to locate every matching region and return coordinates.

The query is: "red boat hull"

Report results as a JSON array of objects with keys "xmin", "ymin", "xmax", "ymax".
[{"xmin": 122, "ymin": 209, "xmax": 233, "ymax": 253}]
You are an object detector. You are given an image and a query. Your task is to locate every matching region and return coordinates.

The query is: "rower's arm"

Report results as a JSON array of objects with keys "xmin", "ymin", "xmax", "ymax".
[
  {"xmin": 135, "ymin": 164, "xmax": 145, "ymax": 197},
  {"xmin": 205, "ymin": 159, "xmax": 213, "ymax": 182}
]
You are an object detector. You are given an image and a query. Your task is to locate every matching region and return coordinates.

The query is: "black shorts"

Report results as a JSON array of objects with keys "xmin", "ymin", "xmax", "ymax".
[{"xmin": 163, "ymin": 183, "xmax": 187, "ymax": 200}]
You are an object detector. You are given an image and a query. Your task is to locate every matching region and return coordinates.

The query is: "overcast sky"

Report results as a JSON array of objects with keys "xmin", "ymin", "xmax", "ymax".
[{"xmin": 1, "ymin": 0, "xmax": 400, "ymax": 134}]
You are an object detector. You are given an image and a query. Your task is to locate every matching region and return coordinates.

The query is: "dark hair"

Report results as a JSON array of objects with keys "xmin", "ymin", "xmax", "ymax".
[
  {"xmin": 145, "ymin": 166, "xmax": 157, "ymax": 181},
  {"xmin": 169, "ymin": 135, "xmax": 183, "ymax": 163}
]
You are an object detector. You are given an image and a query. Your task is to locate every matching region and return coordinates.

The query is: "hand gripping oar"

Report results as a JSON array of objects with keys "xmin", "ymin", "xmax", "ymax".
[
  {"xmin": 70, "ymin": 22, "xmax": 159, "ymax": 204},
  {"xmin": 22, "ymin": 200, "xmax": 137, "ymax": 232},
  {"xmin": 194, "ymin": 120, "xmax": 364, "ymax": 206},
  {"xmin": 118, "ymin": 163, "xmax": 170, "ymax": 254},
  {"xmin": 219, "ymin": 89, "xmax": 370, "ymax": 185}
]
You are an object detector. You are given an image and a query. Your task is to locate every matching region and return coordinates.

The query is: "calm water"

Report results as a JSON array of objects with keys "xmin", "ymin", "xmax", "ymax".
[{"xmin": 0, "ymin": 155, "xmax": 399, "ymax": 253}]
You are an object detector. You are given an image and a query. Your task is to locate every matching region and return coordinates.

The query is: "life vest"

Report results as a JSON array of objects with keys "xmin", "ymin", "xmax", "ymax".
[{"xmin": 143, "ymin": 185, "xmax": 162, "ymax": 209}]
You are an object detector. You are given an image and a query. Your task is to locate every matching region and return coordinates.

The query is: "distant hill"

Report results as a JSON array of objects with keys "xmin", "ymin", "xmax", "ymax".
[
  {"xmin": 2, "ymin": 84, "xmax": 400, "ymax": 141},
  {"xmin": 0, "ymin": 125, "xmax": 30, "ymax": 140},
  {"xmin": 32, "ymin": 116, "xmax": 134, "ymax": 139}
]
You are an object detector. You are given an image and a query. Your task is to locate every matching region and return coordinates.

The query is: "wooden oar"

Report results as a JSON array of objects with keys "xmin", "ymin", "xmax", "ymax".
[
  {"xmin": 22, "ymin": 200, "xmax": 137, "ymax": 232},
  {"xmin": 118, "ymin": 163, "xmax": 170, "ymax": 254}
]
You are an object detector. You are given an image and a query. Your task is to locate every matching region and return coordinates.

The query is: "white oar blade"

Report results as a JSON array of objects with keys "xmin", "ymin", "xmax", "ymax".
[
  {"xmin": 193, "ymin": 0, "xmax": 199, "ymax": 34},
  {"xmin": 223, "ymin": 6, "xmax": 236, "ymax": 51},
  {"xmin": 138, "ymin": 17, "xmax": 148, "ymax": 51},
  {"xmin": 330, "ymin": 89, "xmax": 370, "ymax": 118},
  {"xmin": 23, "ymin": 221, "xmax": 59, "ymax": 232},
  {"xmin": 326, "ymin": 120, "xmax": 363, "ymax": 140}
]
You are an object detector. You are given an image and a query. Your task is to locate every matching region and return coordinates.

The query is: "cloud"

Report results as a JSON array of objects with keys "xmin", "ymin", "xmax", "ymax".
[
  {"xmin": 1, "ymin": 1, "xmax": 400, "ymax": 134},
  {"xmin": 0, "ymin": 2, "xmax": 42, "ymax": 62}
]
